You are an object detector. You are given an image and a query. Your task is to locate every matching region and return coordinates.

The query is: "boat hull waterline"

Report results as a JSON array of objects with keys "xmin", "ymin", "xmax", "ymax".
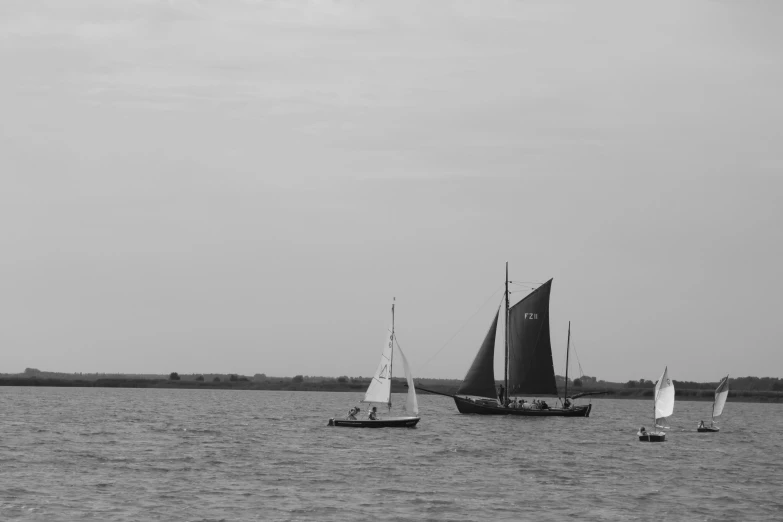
[
  {"xmin": 638, "ymin": 432, "xmax": 666, "ymax": 442},
  {"xmin": 697, "ymin": 426, "xmax": 720, "ymax": 433},
  {"xmin": 453, "ymin": 396, "xmax": 591, "ymax": 417},
  {"xmin": 328, "ymin": 416, "xmax": 421, "ymax": 428}
]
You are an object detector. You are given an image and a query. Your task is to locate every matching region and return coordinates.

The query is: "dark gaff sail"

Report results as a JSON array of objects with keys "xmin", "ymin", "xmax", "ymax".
[
  {"xmin": 507, "ymin": 279, "xmax": 557, "ymax": 396},
  {"xmin": 456, "ymin": 310, "xmax": 499, "ymax": 399}
]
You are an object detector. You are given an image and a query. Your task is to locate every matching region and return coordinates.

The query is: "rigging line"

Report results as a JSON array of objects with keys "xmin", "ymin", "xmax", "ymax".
[
  {"xmin": 509, "ymin": 280, "xmax": 545, "ymax": 285},
  {"xmin": 419, "ymin": 284, "xmax": 504, "ymax": 370},
  {"xmin": 570, "ymin": 338, "xmax": 585, "ymax": 378}
]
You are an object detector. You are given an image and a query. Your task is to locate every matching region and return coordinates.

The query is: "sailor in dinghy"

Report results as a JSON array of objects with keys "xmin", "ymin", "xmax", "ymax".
[
  {"xmin": 638, "ymin": 367, "xmax": 674, "ymax": 442},
  {"xmin": 697, "ymin": 375, "xmax": 729, "ymax": 433},
  {"xmin": 328, "ymin": 299, "xmax": 421, "ymax": 429}
]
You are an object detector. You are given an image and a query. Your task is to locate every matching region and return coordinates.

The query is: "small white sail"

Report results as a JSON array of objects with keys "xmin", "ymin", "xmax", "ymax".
[
  {"xmin": 396, "ymin": 344, "xmax": 419, "ymax": 416},
  {"xmin": 362, "ymin": 324, "xmax": 394, "ymax": 404},
  {"xmin": 654, "ymin": 366, "xmax": 675, "ymax": 420},
  {"xmin": 713, "ymin": 375, "xmax": 729, "ymax": 419}
]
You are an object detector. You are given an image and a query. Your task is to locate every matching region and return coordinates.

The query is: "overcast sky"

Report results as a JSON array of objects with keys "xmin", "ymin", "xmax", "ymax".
[{"xmin": 1, "ymin": 0, "xmax": 781, "ymax": 382}]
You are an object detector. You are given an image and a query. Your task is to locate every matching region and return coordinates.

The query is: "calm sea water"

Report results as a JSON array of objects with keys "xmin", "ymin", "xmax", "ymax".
[{"xmin": 1, "ymin": 387, "xmax": 782, "ymax": 521}]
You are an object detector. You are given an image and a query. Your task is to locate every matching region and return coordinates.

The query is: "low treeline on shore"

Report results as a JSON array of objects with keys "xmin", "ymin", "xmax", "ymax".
[{"xmin": 1, "ymin": 369, "xmax": 781, "ymax": 403}]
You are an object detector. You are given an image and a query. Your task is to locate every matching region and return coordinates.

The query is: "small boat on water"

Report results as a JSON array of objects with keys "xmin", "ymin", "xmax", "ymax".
[
  {"xmin": 328, "ymin": 299, "xmax": 420, "ymax": 429},
  {"xmin": 638, "ymin": 366, "xmax": 674, "ymax": 442},
  {"xmin": 698, "ymin": 375, "xmax": 729, "ymax": 433},
  {"xmin": 422, "ymin": 263, "xmax": 591, "ymax": 417}
]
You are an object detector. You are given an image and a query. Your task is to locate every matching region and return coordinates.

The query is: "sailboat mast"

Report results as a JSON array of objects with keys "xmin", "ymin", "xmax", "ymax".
[
  {"xmin": 504, "ymin": 262, "xmax": 509, "ymax": 407},
  {"xmin": 389, "ymin": 297, "xmax": 395, "ymax": 411},
  {"xmin": 564, "ymin": 321, "xmax": 571, "ymax": 407}
]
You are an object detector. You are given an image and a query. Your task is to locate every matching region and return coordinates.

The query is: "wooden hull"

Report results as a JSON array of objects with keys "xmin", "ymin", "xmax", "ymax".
[
  {"xmin": 328, "ymin": 416, "xmax": 420, "ymax": 428},
  {"xmin": 697, "ymin": 426, "xmax": 720, "ymax": 432},
  {"xmin": 638, "ymin": 432, "xmax": 666, "ymax": 442},
  {"xmin": 453, "ymin": 396, "xmax": 592, "ymax": 417}
]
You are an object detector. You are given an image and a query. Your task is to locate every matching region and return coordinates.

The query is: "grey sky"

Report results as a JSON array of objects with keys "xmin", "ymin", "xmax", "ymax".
[{"xmin": 1, "ymin": 0, "xmax": 781, "ymax": 382}]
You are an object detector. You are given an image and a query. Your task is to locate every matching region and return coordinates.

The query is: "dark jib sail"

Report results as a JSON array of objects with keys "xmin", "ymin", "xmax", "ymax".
[
  {"xmin": 507, "ymin": 279, "xmax": 557, "ymax": 395},
  {"xmin": 455, "ymin": 310, "xmax": 499, "ymax": 399}
]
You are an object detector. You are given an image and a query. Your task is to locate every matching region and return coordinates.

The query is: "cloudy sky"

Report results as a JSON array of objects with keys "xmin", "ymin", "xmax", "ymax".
[{"xmin": 1, "ymin": 0, "xmax": 781, "ymax": 382}]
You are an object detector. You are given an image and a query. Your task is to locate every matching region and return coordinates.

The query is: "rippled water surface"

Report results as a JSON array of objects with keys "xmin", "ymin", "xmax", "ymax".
[{"xmin": 1, "ymin": 387, "xmax": 782, "ymax": 521}]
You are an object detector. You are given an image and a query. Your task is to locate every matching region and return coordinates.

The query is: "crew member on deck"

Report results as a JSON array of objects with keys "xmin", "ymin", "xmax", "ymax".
[
  {"xmin": 369, "ymin": 407, "xmax": 378, "ymax": 420},
  {"xmin": 347, "ymin": 406, "xmax": 360, "ymax": 420},
  {"xmin": 497, "ymin": 385, "xmax": 505, "ymax": 405}
]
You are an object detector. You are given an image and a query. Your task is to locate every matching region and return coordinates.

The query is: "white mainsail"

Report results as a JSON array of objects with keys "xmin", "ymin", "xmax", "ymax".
[
  {"xmin": 396, "ymin": 344, "xmax": 419, "ymax": 416},
  {"xmin": 654, "ymin": 366, "xmax": 675, "ymax": 420},
  {"xmin": 362, "ymin": 324, "xmax": 394, "ymax": 404},
  {"xmin": 712, "ymin": 375, "xmax": 729, "ymax": 419}
]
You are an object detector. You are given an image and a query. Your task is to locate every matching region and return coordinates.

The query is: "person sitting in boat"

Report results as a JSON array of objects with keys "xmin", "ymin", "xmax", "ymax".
[
  {"xmin": 564, "ymin": 398, "xmax": 571, "ymax": 408},
  {"xmin": 347, "ymin": 406, "xmax": 360, "ymax": 420},
  {"xmin": 368, "ymin": 406, "xmax": 379, "ymax": 420},
  {"xmin": 698, "ymin": 420, "xmax": 705, "ymax": 429},
  {"xmin": 540, "ymin": 400, "xmax": 549, "ymax": 410},
  {"xmin": 639, "ymin": 426, "xmax": 647, "ymax": 435}
]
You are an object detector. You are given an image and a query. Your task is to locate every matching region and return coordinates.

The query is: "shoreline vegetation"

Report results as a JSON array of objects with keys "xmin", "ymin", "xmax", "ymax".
[{"xmin": 2, "ymin": 369, "xmax": 782, "ymax": 403}]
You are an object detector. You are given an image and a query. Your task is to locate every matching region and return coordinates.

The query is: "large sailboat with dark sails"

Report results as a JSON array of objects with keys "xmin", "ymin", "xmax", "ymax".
[{"xmin": 447, "ymin": 263, "xmax": 591, "ymax": 417}]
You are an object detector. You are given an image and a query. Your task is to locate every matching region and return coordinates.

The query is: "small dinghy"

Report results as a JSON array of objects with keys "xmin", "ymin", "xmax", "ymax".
[
  {"xmin": 328, "ymin": 299, "xmax": 420, "ymax": 429},
  {"xmin": 638, "ymin": 366, "xmax": 674, "ymax": 442},
  {"xmin": 698, "ymin": 375, "xmax": 729, "ymax": 433}
]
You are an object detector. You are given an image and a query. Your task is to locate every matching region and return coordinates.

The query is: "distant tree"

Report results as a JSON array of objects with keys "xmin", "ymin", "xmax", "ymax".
[
  {"xmin": 772, "ymin": 381, "xmax": 783, "ymax": 392},
  {"xmin": 169, "ymin": 372, "xmax": 181, "ymax": 381},
  {"xmin": 213, "ymin": 376, "xmax": 221, "ymax": 382},
  {"xmin": 254, "ymin": 373, "xmax": 267, "ymax": 381},
  {"xmin": 292, "ymin": 375, "xmax": 304, "ymax": 383},
  {"xmin": 229, "ymin": 374, "xmax": 238, "ymax": 382},
  {"xmin": 337, "ymin": 376, "xmax": 347, "ymax": 383},
  {"xmin": 573, "ymin": 378, "xmax": 583, "ymax": 388},
  {"xmin": 625, "ymin": 380, "xmax": 636, "ymax": 388},
  {"xmin": 24, "ymin": 368, "xmax": 41, "ymax": 375},
  {"xmin": 195, "ymin": 375, "xmax": 204, "ymax": 382}
]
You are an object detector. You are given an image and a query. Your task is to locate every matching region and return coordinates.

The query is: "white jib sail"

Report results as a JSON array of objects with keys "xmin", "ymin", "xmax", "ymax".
[
  {"xmin": 713, "ymin": 375, "xmax": 729, "ymax": 419},
  {"xmin": 396, "ymin": 344, "xmax": 419, "ymax": 416},
  {"xmin": 362, "ymin": 324, "xmax": 393, "ymax": 404},
  {"xmin": 654, "ymin": 366, "xmax": 675, "ymax": 420}
]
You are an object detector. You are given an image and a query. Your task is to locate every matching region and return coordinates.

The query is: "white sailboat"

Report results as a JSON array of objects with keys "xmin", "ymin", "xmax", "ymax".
[
  {"xmin": 638, "ymin": 366, "xmax": 674, "ymax": 442},
  {"xmin": 328, "ymin": 299, "xmax": 421, "ymax": 428},
  {"xmin": 698, "ymin": 375, "xmax": 729, "ymax": 432}
]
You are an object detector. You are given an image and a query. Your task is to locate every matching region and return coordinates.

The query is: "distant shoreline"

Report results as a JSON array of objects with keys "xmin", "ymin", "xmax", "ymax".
[{"xmin": 2, "ymin": 377, "xmax": 781, "ymax": 403}]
